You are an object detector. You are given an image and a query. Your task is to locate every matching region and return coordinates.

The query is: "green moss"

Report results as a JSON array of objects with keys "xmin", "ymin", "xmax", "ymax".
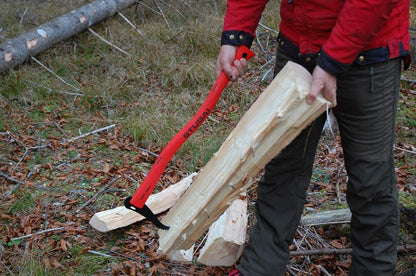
[{"xmin": 399, "ymin": 191, "xmax": 416, "ymax": 209}]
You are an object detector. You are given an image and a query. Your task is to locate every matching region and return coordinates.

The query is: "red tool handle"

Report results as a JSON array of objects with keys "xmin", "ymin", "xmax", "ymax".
[{"xmin": 130, "ymin": 45, "xmax": 255, "ymax": 208}]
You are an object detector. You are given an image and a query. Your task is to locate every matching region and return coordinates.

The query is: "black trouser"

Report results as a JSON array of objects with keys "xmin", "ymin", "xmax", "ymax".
[{"xmin": 238, "ymin": 44, "xmax": 401, "ymax": 275}]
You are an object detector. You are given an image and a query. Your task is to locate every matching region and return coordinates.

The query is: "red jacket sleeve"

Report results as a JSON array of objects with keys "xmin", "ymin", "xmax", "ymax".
[{"xmin": 221, "ymin": 0, "xmax": 269, "ymax": 47}]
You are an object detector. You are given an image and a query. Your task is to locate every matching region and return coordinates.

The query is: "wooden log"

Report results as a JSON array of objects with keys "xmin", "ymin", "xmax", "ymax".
[
  {"xmin": 158, "ymin": 61, "xmax": 330, "ymax": 257},
  {"xmin": 166, "ymin": 245, "xmax": 194, "ymax": 263},
  {"xmin": 300, "ymin": 208, "xmax": 351, "ymax": 227},
  {"xmin": 89, "ymin": 173, "xmax": 197, "ymax": 232},
  {"xmin": 0, "ymin": 0, "xmax": 137, "ymax": 73},
  {"xmin": 196, "ymin": 197, "xmax": 248, "ymax": 266}
]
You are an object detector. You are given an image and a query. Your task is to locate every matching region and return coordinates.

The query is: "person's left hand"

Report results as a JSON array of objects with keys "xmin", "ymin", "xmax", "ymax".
[{"xmin": 307, "ymin": 65, "xmax": 337, "ymax": 107}]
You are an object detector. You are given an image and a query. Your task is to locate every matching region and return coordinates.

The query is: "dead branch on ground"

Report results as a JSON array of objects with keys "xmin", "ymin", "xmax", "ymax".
[{"xmin": 76, "ymin": 175, "xmax": 121, "ymax": 213}]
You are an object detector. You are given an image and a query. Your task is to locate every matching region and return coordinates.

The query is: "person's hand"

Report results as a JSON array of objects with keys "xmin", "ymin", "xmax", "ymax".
[
  {"xmin": 216, "ymin": 45, "xmax": 248, "ymax": 87},
  {"xmin": 307, "ymin": 65, "xmax": 337, "ymax": 107}
]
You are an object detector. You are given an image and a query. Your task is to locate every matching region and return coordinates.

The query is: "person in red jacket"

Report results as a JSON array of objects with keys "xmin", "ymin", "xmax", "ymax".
[{"xmin": 216, "ymin": 0, "xmax": 410, "ymax": 275}]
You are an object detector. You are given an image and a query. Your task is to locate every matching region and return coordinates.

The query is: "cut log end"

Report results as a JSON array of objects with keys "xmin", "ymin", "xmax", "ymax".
[{"xmin": 197, "ymin": 238, "xmax": 244, "ymax": 267}]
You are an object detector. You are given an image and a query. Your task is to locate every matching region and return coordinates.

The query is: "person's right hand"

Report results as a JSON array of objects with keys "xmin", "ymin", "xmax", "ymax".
[
  {"xmin": 307, "ymin": 65, "xmax": 337, "ymax": 107},
  {"xmin": 215, "ymin": 45, "xmax": 248, "ymax": 87}
]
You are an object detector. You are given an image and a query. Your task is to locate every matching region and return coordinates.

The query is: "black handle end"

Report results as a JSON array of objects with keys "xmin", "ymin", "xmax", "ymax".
[{"xmin": 124, "ymin": 197, "xmax": 170, "ymax": 230}]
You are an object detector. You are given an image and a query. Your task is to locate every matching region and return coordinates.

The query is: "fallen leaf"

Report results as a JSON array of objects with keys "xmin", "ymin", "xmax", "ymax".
[
  {"xmin": 103, "ymin": 163, "xmax": 111, "ymax": 173},
  {"xmin": 330, "ymin": 240, "xmax": 344, "ymax": 249}
]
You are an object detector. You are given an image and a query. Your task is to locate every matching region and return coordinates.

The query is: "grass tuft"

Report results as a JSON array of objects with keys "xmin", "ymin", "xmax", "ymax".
[{"xmin": 8, "ymin": 192, "xmax": 36, "ymax": 215}]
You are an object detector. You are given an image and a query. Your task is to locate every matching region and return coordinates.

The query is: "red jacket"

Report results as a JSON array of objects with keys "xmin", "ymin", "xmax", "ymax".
[{"xmin": 221, "ymin": 0, "xmax": 410, "ymax": 74}]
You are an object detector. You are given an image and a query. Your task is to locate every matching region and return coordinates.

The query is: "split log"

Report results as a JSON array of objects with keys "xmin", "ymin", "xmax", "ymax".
[
  {"xmin": 300, "ymin": 208, "xmax": 351, "ymax": 227},
  {"xmin": 0, "ymin": 0, "xmax": 137, "ymax": 73},
  {"xmin": 197, "ymin": 197, "xmax": 248, "ymax": 266},
  {"xmin": 166, "ymin": 245, "xmax": 194, "ymax": 263},
  {"xmin": 158, "ymin": 61, "xmax": 330, "ymax": 257},
  {"xmin": 89, "ymin": 173, "xmax": 197, "ymax": 232}
]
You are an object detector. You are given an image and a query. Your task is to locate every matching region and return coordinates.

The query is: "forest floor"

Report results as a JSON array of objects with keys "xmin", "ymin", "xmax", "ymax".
[{"xmin": 1, "ymin": 0, "xmax": 415, "ymax": 275}]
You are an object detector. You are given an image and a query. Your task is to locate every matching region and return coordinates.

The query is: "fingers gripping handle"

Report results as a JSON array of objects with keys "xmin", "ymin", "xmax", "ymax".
[
  {"xmin": 217, "ymin": 45, "xmax": 256, "ymax": 87},
  {"xmin": 124, "ymin": 45, "xmax": 254, "ymax": 229}
]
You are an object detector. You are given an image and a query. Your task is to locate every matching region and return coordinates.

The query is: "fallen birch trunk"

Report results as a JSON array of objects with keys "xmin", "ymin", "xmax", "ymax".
[
  {"xmin": 197, "ymin": 197, "xmax": 248, "ymax": 266},
  {"xmin": 158, "ymin": 61, "xmax": 329, "ymax": 258},
  {"xmin": 0, "ymin": 0, "xmax": 137, "ymax": 73},
  {"xmin": 89, "ymin": 173, "xmax": 197, "ymax": 232}
]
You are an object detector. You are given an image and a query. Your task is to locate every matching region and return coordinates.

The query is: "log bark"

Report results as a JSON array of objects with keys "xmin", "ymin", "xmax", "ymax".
[
  {"xmin": 0, "ymin": 0, "xmax": 137, "ymax": 73},
  {"xmin": 300, "ymin": 209, "xmax": 351, "ymax": 227},
  {"xmin": 196, "ymin": 197, "xmax": 248, "ymax": 266},
  {"xmin": 89, "ymin": 173, "xmax": 197, "ymax": 232},
  {"xmin": 158, "ymin": 61, "xmax": 330, "ymax": 257}
]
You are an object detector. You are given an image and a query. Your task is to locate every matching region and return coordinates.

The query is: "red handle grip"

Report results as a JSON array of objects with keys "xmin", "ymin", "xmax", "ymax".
[{"xmin": 130, "ymin": 45, "xmax": 255, "ymax": 208}]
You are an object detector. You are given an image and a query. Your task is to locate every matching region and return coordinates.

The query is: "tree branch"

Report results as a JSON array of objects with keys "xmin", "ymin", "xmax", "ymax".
[{"xmin": 290, "ymin": 245, "xmax": 416, "ymax": 257}]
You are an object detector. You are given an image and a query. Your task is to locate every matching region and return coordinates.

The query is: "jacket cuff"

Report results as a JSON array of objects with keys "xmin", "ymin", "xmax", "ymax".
[
  {"xmin": 317, "ymin": 49, "xmax": 350, "ymax": 75},
  {"xmin": 221, "ymin": 30, "xmax": 254, "ymax": 48}
]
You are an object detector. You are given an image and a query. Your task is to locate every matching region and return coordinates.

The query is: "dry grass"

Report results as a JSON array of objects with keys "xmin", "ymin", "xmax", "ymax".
[{"xmin": 0, "ymin": 1, "xmax": 280, "ymax": 274}]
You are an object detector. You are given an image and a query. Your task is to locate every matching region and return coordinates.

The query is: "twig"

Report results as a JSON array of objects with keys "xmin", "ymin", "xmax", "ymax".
[
  {"xmin": 290, "ymin": 244, "xmax": 416, "ymax": 257},
  {"xmin": 260, "ymin": 56, "xmax": 276, "ymax": 71},
  {"xmin": 261, "ymin": 68, "xmax": 273, "ymax": 82},
  {"xmin": 31, "ymin": 57, "xmax": 81, "ymax": 92},
  {"xmin": 258, "ymin": 23, "xmax": 279, "ymax": 34},
  {"xmin": 76, "ymin": 175, "xmax": 121, "ymax": 213},
  {"xmin": 117, "ymin": 11, "xmax": 145, "ymax": 36},
  {"xmin": 5, "ymin": 125, "xmax": 115, "ymax": 148},
  {"xmin": 210, "ymin": 0, "xmax": 218, "ymax": 14},
  {"xmin": 123, "ymin": 174, "xmax": 138, "ymax": 183},
  {"xmin": 290, "ymin": 248, "xmax": 352, "ymax": 257},
  {"xmin": 394, "ymin": 145, "xmax": 416, "ymax": 155},
  {"xmin": 397, "ymin": 244, "xmax": 416, "ymax": 254},
  {"xmin": 0, "ymin": 259, "xmax": 15, "ymax": 276},
  {"xmin": 6, "ymin": 131, "xmax": 26, "ymax": 148},
  {"xmin": 137, "ymin": 147, "xmax": 159, "ymax": 158},
  {"xmin": 286, "ymin": 266, "xmax": 297, "ymax": 276},
  {"xmin": 319, "ymin": 265, "xmax": 332, "ymax": 276},
  {"xmin": 108, "ymin": 250, "xmax": 139, "ymax": 261},
  {"xmin": 19, "ymin": 8, "xmax": 29, "ymax": 27},
  {"xmin": 3, "ymin": 125, "xmax": 115, "ymax": 179},
  {"xmin": 137, "ymin": 1, "xmax": 161, "ymax": 15},
  {"xmin": 13, "ymin": 142, "xmax": 48, "ymax": 171},
  {"xmin": 10, "ymin": 226, "xmax": 66, "ymax": 241},
  {"xmin": 23, "ymin": 79, "xmax": 83, "ymax": 97},
  {"xmin": 401, "ymin": 76, "xmax": 416, "ymax": 84},
  {"xmin": 158, "ymin": 0, "xmax": 190, "ymax": 24},
  {"xmin": 87, "ymin": 250, "xmax": 115, "ymax": 258},
  {"xmin": 22, "ymin": 121, "xmax": 68, "ymax": 137},
  {"xmin": 88, "ymin": 28, "xmax": 131, "ymax": 57},
  {"xmin": 335, "ymin": 166, "xmax": 343, "ymax": 204},
  {"xmin": 1, "ymin": 174, "xmax": 26, "ymax": 199},
  {"xmin": 152, "ymin": 0, "xmax": 172, "ymax": 30},
  {"xmin": 3, "ymin": 183, "xmax": 22, "ymax": 199},
  {"xmin": 0, "ymin": 173, "xmax": 25, "ymax": 185},
  {"xmin": 64, "ymin": 124, "xmax": 116, "ymax": 143}
]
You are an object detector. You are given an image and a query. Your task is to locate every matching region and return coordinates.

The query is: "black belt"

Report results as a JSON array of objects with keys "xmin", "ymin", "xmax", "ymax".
[
  {"xmin": 276, "ymin": 32, "xmax": 409, "ymax": 68},
  {"xmin": 277, "ymin": 33, "xmax": 319, "ymax": 67}
]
